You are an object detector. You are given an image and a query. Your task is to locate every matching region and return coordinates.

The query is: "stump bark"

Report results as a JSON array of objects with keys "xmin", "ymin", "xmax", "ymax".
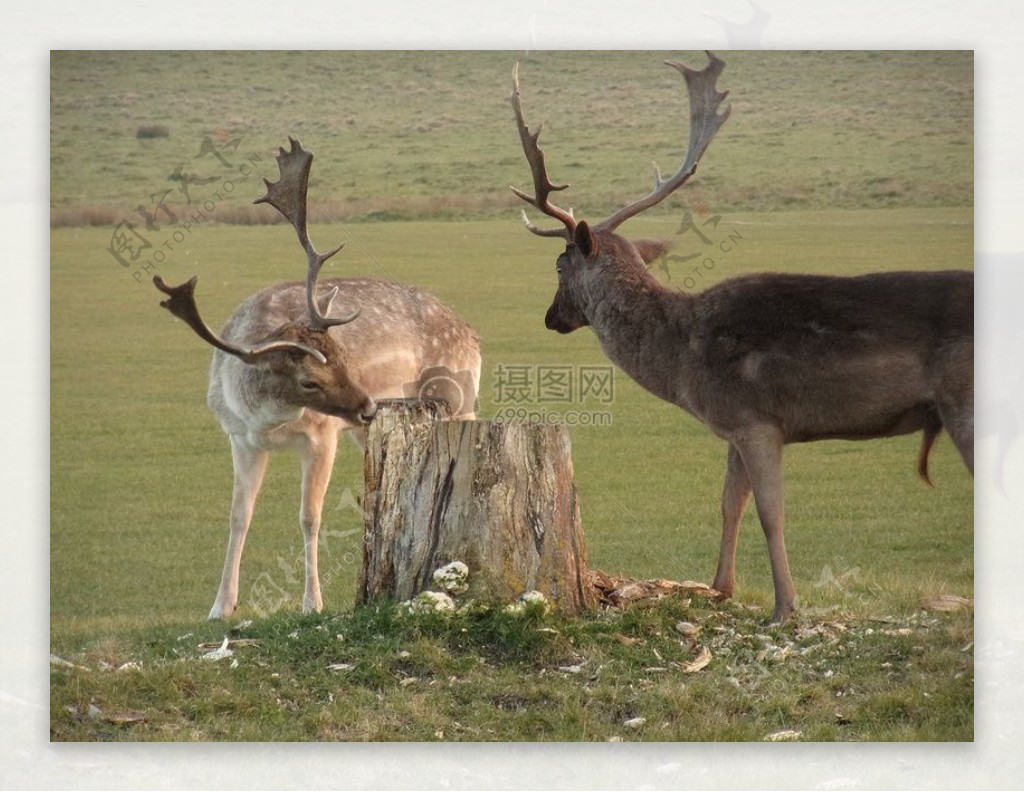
[{"xmin": 357, "ymin": 400, "xmax": 596, "ymax": 614}]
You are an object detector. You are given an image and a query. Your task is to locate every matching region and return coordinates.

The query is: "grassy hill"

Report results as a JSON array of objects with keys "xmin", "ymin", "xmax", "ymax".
[{"xmin": 51, "ymin": 50, "xmax": 972, "ymax": 225}]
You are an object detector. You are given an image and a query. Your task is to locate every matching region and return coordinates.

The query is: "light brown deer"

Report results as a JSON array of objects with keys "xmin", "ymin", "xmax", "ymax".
[
  {"xmin": 155, "ymin": 138, "xmax": 480, "ymax": 619},
  {"xmin": 510, "ymin": 53, "xmax": 973, "ymax": 623}
]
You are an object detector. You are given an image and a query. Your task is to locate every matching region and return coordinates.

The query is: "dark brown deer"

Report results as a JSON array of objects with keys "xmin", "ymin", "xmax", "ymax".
[
  {"xmin": 510, "ymin": 53, "xmax": 973, "ymax": 623},
  {"xmin": 155, "ymin": 138, "xmax": 481, "ymax": 619}
]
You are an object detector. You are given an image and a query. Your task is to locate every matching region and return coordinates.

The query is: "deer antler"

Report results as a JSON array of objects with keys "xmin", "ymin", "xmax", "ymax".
[
  {"xmin": 509, "ymin": 63, "xmax": 578, "ymax": 240},
  {"xmin": 254, "ymin": 137, "xmax": 359, "ymax": 330},
  {"xmin": 153, "ymin": 275, "xmax": 327, "ymax": 364},
  {"xmin": 594, "ymin": 52, "xmax": 731, "ymax": 233}
]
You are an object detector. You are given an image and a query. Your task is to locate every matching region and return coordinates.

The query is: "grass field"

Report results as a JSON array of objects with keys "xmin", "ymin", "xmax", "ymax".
[{"xmin": 50, "ymin": 50, "xmax": 973, "ymax": 742}]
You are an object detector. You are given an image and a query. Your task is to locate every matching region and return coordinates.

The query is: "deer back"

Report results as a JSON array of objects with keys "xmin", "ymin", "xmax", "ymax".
[
  {"xmin": 208, "ymin": 277, "xmax": 480, "ymax": 434},
  {"xmin": 686, "ymin": 269, "xmax": 974, "ymax": 440}
]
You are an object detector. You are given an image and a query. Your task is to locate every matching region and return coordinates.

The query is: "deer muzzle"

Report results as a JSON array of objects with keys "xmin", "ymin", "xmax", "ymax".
[
  {"xmin": 545, "ymin": 304, "xmax": 579, "ymax": 334},
  {"xmin": 358, "ymin": 396, "xmax": 378, "ymax": 424}
]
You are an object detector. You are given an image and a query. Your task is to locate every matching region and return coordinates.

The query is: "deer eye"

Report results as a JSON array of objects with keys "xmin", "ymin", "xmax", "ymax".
[{"xmin": 300, "ymin": 380, "xmax": 322, "ymax": 391}]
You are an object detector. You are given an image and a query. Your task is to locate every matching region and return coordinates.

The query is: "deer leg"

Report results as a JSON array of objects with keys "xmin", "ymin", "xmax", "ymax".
[
  {"xmin": 937, "ymin": 396, "xmax": 974, "ymax": 476},
  {"xmin": 712, "ymin": 443, "xmax": 751, "ymax": 599},
  {"xmin": 735, "ymin": 428, "xmax": 796, "ymax": 624},
  {"xmin": 298, "ymin": 430, "xmax": 339, "ymax": 613},
  {"xmin": 210, "ymin": 439, "xmax": 270, "ymax": 619},
  {"xmin": 941, "ymin": 403, "xmax": 974, "ymax": 476},
  {"xmin": 934, "ymin": 340, "xmax": 974, "ymax": 476}
]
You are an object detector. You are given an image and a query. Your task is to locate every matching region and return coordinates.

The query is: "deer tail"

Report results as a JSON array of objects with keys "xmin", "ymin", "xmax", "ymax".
[{"xmin": 918, "ymin": 416, "xmax": 943, "ymax": 487}]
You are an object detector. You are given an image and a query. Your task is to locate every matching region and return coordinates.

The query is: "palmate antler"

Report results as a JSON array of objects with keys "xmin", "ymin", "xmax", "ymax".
[
  {"xmin": 255, "ymin": 137, "xmax": 359, "ymax": 330},
  {"xmin": 595, "ymin": 53, "xmax": 731, "ymax": 233},
  {"xmin": 153, "ymin": 275, "xmax": 326, "ymax": 363},
  {"xmin": 155, "ymin": 137, "xmax": 358, "ymax": 362},
  {"xmin": 510, "ymin": 52, "xmax": 731, "ymax": 238}
]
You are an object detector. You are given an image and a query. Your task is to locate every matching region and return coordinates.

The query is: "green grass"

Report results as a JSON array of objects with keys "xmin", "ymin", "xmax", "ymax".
[
  {"xmin": 50, "ymin": 50, "xmax": 972, "ymax": 741},
  {"xmin": 50, "ymin": 596, "xmax": 973, "ymax": 742},
  {"xmin": 51, "ymin": 210, "xmax": 973, "ymax": 740}
]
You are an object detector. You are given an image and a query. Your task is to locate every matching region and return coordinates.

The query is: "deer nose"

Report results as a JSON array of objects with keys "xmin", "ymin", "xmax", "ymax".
[
  {"xmin": 545, "ymin": 307, "xmax": 573, "ymax": 334},
  {"xmin": 359, "ymin": 397, "xmax": 377, "ymax": 424}
]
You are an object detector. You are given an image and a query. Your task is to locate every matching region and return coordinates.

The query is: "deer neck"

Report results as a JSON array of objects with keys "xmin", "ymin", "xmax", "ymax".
[
  {"xmin": 210, "ymin": 355, "xmax": 308, "ymax": 435},
  {"xmin": 584, "ymin": 263, "xmax": 698, "ymax": 411}
]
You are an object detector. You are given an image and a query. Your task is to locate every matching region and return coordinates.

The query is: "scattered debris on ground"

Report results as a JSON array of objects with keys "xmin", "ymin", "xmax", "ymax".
[{"xmin": 590, "ymin": 570, "xmax": 723, "ymax": 609}]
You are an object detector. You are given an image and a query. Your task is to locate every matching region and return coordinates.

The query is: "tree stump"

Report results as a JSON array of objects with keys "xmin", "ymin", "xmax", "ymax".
[{"xmin": 357, "ymin": 400, "xmax": 596, "ymax": 614}]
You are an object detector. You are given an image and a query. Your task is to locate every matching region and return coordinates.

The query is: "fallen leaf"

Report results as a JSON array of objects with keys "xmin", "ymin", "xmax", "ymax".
[
  {"xmin": 623, "ymin": 717, "xmax": 647, "ymax": 729},
  {"xmin": 399, "ymin": 677, "xmax": 418, "ymax": 687},
  {"xmin": 680, "ymin": 645, "xmax": 712, "ymax": 673},
  {"xmin": 327, "ymin": 663, "xmax": 355, "ymax": 672}
]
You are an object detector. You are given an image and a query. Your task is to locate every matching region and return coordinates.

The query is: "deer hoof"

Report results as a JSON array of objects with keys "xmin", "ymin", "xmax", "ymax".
[
  {"xmin": 711, "ymin": 578, "xmax": 734, "ymax": 600},
  {"xmin": 769, "ymin": 605, "xmax": 796, "ymax": 625},
  {"xmin": 208, "ymin": 601, "xmax": 236, "ymax": 620}
]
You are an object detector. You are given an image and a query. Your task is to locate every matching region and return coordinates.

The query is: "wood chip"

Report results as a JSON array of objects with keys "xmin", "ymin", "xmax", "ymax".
[
  {"xmin": 49, "ymin": 655, "xmax": 89, "ymax": 671},
  {"xmin": 199, "ymin": 637, "xmax": 233, "ymax": 661},
  {"xmin": 105, "ymin": 709, "xmax": 146, "ymax": 725},
  {"xmin": 765, "ymin": 729, "xmax": 802, "ymax": 741},
  {"xmin": 590, "ymin": 570, "xmax": 722, "ymax": 609},
  {"xmin": 196, "ymin": 638, "xmax": 262, "ymax": 650},
  {"xmin": 926, "ymin": 594, "xmax": 973, "ymax": 612}
]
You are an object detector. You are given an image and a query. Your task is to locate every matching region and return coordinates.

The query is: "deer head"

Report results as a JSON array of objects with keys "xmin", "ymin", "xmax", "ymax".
[
  {"xmin": 510, "ymin": 53, "xmax": 731, "ymax": 333},
  {"xmin": 154, "ymin": 137, "xmax": 377, "ymax": 425}
]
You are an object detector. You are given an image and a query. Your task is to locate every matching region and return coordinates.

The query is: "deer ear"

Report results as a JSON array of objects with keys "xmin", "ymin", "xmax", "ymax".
[
  {"xmin": 574, "ymin": 221, "xmax": 599, "ymax": 259},
  {"xmin": 632, "ymin": 239, "xmax": 669, "ymax": 267},
  {"xmin": 317, "ymin": 285, "xmax": 339, "ymax": 317}
]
